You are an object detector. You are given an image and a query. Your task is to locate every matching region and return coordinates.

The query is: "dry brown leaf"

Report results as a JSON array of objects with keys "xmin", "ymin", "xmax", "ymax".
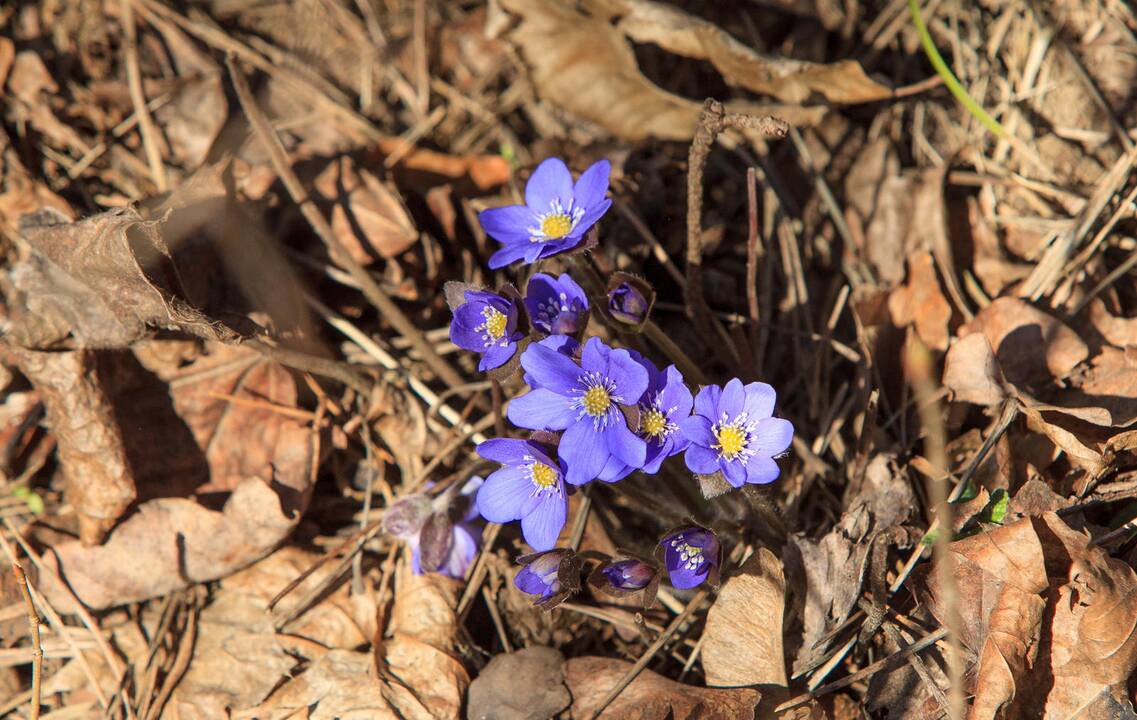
[
  {"xmin": 888, "ymin": 251, "xmax": 952, "ymax": 351},
  {"xmin": 564, "ymin": 656, "xmax": 761, "ymax": 719},
  {"xmin": 961, "ymin": 297, "xmax": 1088, "ymax": 389},
  {"xmin": 467, "ymin": 646, "xmax": 572, "ymax": 720},
  {"xmin": 496, "ymin": 0, "xmax": 825, "ymax": 142},
  {"xmin": 372, "ymin": 139, "xmax": 512, "ymax": 194},
  {"xmin": 36, "ymin": 345, "xmax": 314, "ymax": 610},
  {"xmin": 598, "ymin": 0, "xmax": 889, "ymax": 103},
  {"xmin": 922, "ymin": 513, "xmax": 1137, "ymax": 719},
  {"xmin": 314, "ymin": 156, "xmax": 419, "ymax": 263},
  {"xmin": 943, "ymin": 333, "xmax": 1008, "ymax": 406},
  {"xmin": 255, "ymin": 564, "xmax": 468, "ymax": 719},
  {"xmin": 702, "ymin": 547, "xmax": 787, "ymax": 689},
  {"xmin": 10, "ymin": 206, "xmax": 237, "ymax": 349},
  {"xmin": 7, "ymin": 348, "xmax": 136, "ymax": 545},
  {"xmin": 1088, "ymin": 299, "xmax": 1137, "ymax": 349}
]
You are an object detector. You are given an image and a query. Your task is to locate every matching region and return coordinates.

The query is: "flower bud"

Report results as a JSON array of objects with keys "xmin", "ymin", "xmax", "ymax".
[
  {"xmin": 606, "ymin": 273, "xmax": 654, "ymax": 328},
  {"xmin": 514, "ymin": 548, "xmax": 581, "ymax": 610}
]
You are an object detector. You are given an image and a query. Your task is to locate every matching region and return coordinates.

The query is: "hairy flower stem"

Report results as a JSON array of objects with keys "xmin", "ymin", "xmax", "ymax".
[{"xmin": 566, "ymin": 255, "xmax": 708, "ymax": 385}]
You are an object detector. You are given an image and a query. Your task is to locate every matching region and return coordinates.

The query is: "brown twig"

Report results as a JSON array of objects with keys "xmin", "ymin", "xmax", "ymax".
[
  {"xmin": 685, "ymin": 99, "xmax": 788, "ymax": 369},
  {"xmin": 120, "ymin": 0, "xmax": 167, "ymax": 193},
  {"xmin": 245, "ymin": 338, "xmax": 371, "ymax": 395},
  {"xmin": 225, "ymin": 56, "xmax": 466, "ymax": 391},
  {"xmin": 12, "ymin": 562, "xmax": 41, "ymax": 720}
]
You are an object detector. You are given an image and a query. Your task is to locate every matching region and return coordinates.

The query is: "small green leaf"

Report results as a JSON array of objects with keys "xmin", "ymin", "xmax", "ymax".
[
  {"xmin": 952, "ymin": 479, "xmax": 979, "ymax": 504},
  {"xmin": 12, "ymin": 486, "xmax": 44, "ymax": 516},
  {"xmin": 985, "ymin": 489, "xmax": 1009, "ymax": 524}
]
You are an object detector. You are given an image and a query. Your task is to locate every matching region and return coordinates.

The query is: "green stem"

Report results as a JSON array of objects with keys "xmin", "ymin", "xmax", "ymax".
[{"xmin": 907, "ymin": 0, "xmax": 1006, "ymax": 139}]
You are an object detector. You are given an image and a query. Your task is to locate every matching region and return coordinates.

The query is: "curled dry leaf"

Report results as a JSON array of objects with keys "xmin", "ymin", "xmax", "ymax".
[
  {"xmin": 960, "ymin": 297, "xmax": 1088, "ymax": 389},
  {"xmin": 36, "ymin": 345, "xmax": 314, "ymax": 610},
  {"xmin": 467, "ymin": 646, "xmax": 572, "ymax": 720},
  {"xmin": 314, "ymin": 156, "xmax": 419, "ymax": 264},
  {"xmin": 7, "ymin": 348, "xmax": 136, "ymax": 546},
  {"xmin": 888, "ymin": 251, "xmax": 952, "ymax": 351},
  {"xmin": 496, "ymin": 0, "xmax": 825, "ymax": 143},
  {"xmin": 920, "ymin": 512, "xmax": 1137, "ymax": 719},
  {"xmin": 787, "ymin": 454, "xmax": 915, "ymax": 673},
  {"xmin": 943, "ymin": 333, "xmax": 1009, "ymax": 406},
  {"xmin": 172, "ymin": 545, "xmax": 379, "ymax": 718},
  {"xmin": 10, "ymin": 206, "xmax": 237, "ymax": 349},
  {"xmin": 564, "ymin": 656, "xmax": 761, "ymax": 719},
  {"xmin": 599, "ymin": 0, "xmax": 891, "ymax": 104}
]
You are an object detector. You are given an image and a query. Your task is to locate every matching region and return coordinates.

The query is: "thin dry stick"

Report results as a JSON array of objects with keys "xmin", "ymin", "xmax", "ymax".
[
  {"xmin": 778, "ymin": 627, "xmax": 950, "ymax": 711},
  {"xmin": 0, "ymin": 527, "xmax": 121, "ymax": 716},
  {"xmin": 686, "ymin": 100, "xmax": 787, "ymax": 368},
  {"xmin": 586, "ymin": 588, "xmax": 711, "ymax": 719},
  {"xmin": 906, "ymin": 338, "xmax": 963, "ymax": 720},
  {"xmin": 225, "ymin": 56, "xmax": 466, "ymax": 391},
  {"xmin": 120, "ymin": 0, "xmax": 167, "ymax": 193},
  {"xmin": 745, "ymin": 167, "xmax": 762, "ymax": 376},
  {"xmin": 12, "ymin": 563, "xmax": 42, "ymax": 720}
]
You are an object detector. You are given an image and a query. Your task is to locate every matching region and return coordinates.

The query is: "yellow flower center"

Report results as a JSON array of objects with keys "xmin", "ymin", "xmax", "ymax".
[
  {"xmin": 482, "ymin": 308, "xmax": 507, "ymax": 340},
  {"xmin": 540, "ymin": 213, "xmax": 573, "ymax": 239},
  {"xmin": 581, "ymin": 386, "xmax": 611, "ymax": 417},
  {"xmin": 641, "ymin": 408, "xmax": 668, "ymax": 438},
  {"xmin": 714, "ymin": 424, "xmax": 748, "ymax": 461},
  {"xmin": 530, "ymin": 462, "xmax": 558, "ymax": 488}
]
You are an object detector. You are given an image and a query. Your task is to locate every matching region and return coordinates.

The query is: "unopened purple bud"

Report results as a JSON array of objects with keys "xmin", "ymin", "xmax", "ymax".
[
  {"xmin": 606, "ymin": 273, "xmax": 654, "ymax": 327},
  {"xmin": 601, "ymin": 559, "xmax": 655, "ymax": 590},
  {"xmin": 383, "ymin": 495, "xmax": 431, "ymax": 540},
  {"xmin": 657, "ymin": 524, "xmax": 721, "ymax": 590},
  {"xmin": 514, "ymin": 548, "xmax": 581, "ymax": 610}
]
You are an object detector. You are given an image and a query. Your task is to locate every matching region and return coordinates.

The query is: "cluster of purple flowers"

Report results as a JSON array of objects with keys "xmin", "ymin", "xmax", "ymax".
[{"xmin": 421, "ymin": 157, "xmax": 792, "ymax": 598}]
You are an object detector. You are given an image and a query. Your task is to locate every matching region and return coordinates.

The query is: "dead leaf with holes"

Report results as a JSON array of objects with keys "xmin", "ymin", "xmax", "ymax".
[{"xmin": 252, "ymin": 564, "xmax": 468, "ymax": 719}]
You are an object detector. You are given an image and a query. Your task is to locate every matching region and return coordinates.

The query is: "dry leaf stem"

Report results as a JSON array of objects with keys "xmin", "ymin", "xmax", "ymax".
[
  {"xmin": 686, "ymin": 99, "xmax": 787, "ymax": 369},
  {"xmin": 11, "ymin": 562, "xmax": 41, "ymax": 720}
]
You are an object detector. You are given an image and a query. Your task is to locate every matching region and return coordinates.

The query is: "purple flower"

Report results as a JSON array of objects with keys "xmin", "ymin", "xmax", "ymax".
[
  {"xmin": 479, "ymin": 157, "xmax": 612, "ymax": 269},
  {"xmin": 601, "ymin": 357, "xmax": 693, "ymax": 482},
  {"xmin": 449, "ymin": 290, "xmax": 524, "ymax": 372},
  {"xmin": 679, "ymin": 378, "xmax": 793, "ymax": 488},
  {"xmin": 508, "ymin": 337, "xmax": 648, "ymax": 486},
  {"xmin": 524, "ymin": 273, "xmax": 589, "ymax": 335},
  {"xmin": 659, "ymin": 525, "xmax": 720, "ymax": 589},
  {"xmin": 514, "ymin": 548, "xmax": 581, "ymax": 609},
  {"xmin": 607, "ymin": 278, "xmax": 652, "ymax": 326},
  {"xmin": 476, "ymin": 439, "xmax": 568, "ymax": 551}
]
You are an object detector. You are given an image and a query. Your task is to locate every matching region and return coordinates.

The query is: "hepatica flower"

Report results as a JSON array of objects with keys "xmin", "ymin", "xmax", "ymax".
[
  {"xmin": 597, "ymin": 357, "xmax": 692, "ymax": 482},
  {"xmin": 508, "ymin": 337, "xmax": 647, "ymax": 485},
  {"xmin": 411, "ymin": 477, "xmax": 482, "ymax": 579},
  {"xmin": 524, "ymin": 273, "xmax": 589, "ymax": 335},
  {"xmin": 449, "ymin": 290, "xmax": 524, "ymax": 371},
  {"xmin": 476, "ymin": 438, "xmax": 568, "ymax": 551},
  {"xmin": 680, "ymin": 378, "xmax": 793, "ymax": 488},
  {"xmin": 479, "ymin": 157, "xmax": 612, "ymax": 269},
  {"xmin": 659, "ymin": 525, "xmax": 720, "ymax": 589}
]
